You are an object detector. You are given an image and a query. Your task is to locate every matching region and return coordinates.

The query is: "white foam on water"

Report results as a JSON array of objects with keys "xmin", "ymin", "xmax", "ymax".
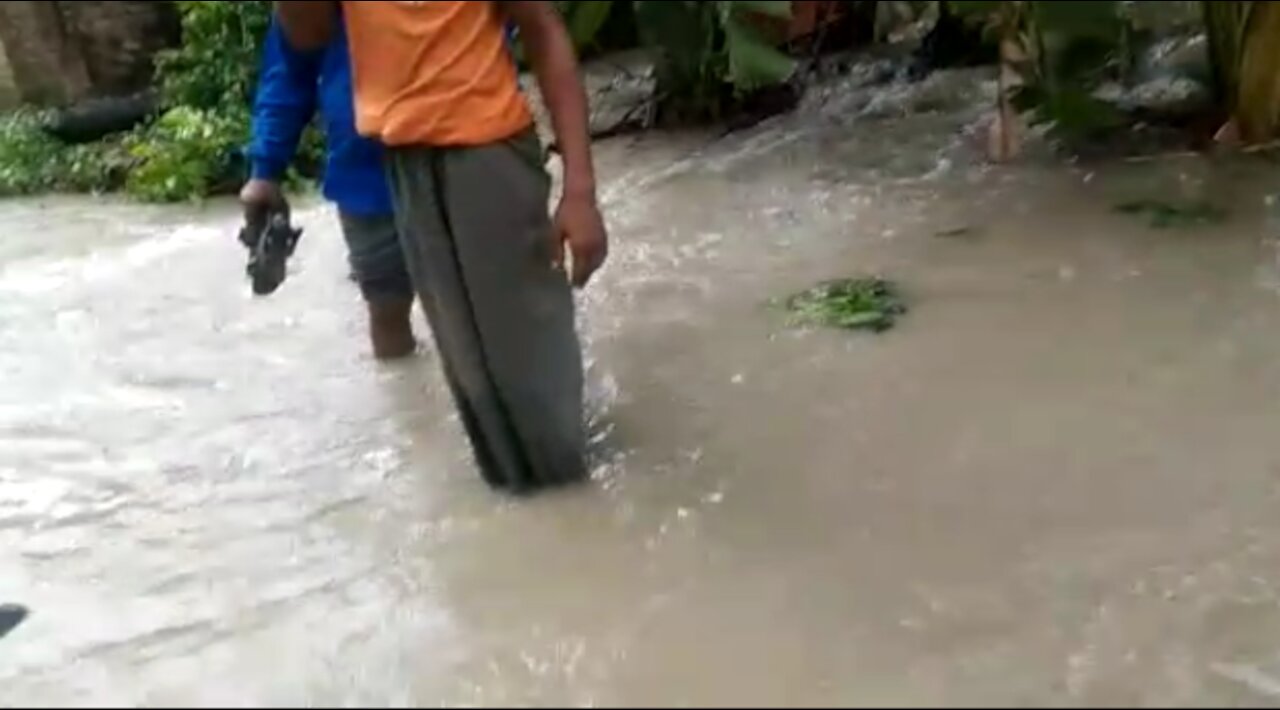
[
  {"xmin": 1212, "ymin": 662, "xmax": 1280, "ymax": 698},
  {"xmin": 0, "ymin": 224, "xmax": 220, "ymax": 297}
]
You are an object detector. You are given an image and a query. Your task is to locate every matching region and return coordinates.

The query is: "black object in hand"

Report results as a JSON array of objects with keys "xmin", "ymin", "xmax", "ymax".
[{"xmin": 238, "ymin": 207, "xmax": 303, "ymax": 297}]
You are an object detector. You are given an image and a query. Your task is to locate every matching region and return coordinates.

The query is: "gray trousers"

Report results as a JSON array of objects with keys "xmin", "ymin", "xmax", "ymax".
[
  {"xmin": 337, "ymin": 211, "xmax": 414, "ymax": 303},
  {"xmin": 385, "ymin": 130, "xmax": 587, "ymax": 492}
]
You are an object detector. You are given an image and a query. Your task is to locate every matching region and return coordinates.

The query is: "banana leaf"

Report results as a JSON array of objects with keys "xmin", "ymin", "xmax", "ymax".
[
  {"xmin": 557, "ymin": 0, "xmax": 616, "ymax": 52},
  {"xmin": 722, "ymin": 2, "xmax": 797, "ymax": 92}
]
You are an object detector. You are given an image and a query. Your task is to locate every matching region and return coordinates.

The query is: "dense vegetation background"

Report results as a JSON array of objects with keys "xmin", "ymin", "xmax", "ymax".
[{"xmin": 0, "ymin": 1, "xmax": 1274, "ymax": 202}]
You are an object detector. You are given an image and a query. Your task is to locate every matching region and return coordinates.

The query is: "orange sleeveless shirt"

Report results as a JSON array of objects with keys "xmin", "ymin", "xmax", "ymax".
[{"xmin": 340, "ymin": 1, "xmax": 533, "ymax": 147}]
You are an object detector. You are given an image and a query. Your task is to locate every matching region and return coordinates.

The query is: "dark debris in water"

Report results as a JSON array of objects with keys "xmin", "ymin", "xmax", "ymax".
[
  {"xmin": 0, "ymin": 604, "xmax": 29, "ymax": 639},
  {"xmin": 1115, "ymin": 199, "xmax": 1227, "ymax": 229},
  {"xmin": 935, "ymin": 225, "xmax": 980, "ymax": 240},
  {"xmin": 780, "ymin": 278, "xmax": 907, "ymax": 333}
]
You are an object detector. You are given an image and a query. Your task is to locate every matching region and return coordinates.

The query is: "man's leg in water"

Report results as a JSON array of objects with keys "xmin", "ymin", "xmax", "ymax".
[
  {"xmin": 385, "ymin": 130, "xmax": 586, "ymax": 492},
  {"xmin": 337, "ymin": 212, "xmax": 417, "ymax": 360}
]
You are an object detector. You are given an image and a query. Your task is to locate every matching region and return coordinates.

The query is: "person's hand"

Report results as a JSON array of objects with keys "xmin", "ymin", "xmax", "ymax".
[
  {"xmin": 239, "ymin": 178, "xmax": 286, "ymax": 228},
  {"xmin": 552, "ymin": 192, "xmax": 608, "ymax": 288}
]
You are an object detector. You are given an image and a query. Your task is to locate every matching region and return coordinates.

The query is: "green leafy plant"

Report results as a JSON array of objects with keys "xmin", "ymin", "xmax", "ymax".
[
  {"xmin": 953, "ymin": 0, "xmax": 1127, "ymax": 142},
  {"xmin": 0, "ymin": 111, "xmax": 69, "ymax": 196},
  {"xmin": 780, "ymin": 277, "xmax": 908, "ymax": 333},
  {"xmin": 125, "ymin": 106, "xmax": 249, "ymax": 203},
  {"xmin": 1, "ymin": 2, "xmax": 272, "ymax": 202},
  {"xmin": 145, "ymin": 0, "xmax": 323, "ymax": 201},
  {"xmin": 155, "ymin": 0, "xmax": 273, "ymax": 111},
  {"xmin": 1, "ymin": 0, "xmax": 276, "ymax": 203},
  {"xmin": 556, "ymin": 0, "xmax": 619, "ymax": 53},
  {"xmin": 634, "ymin": 0, "xmax": 797, "ymax": 122},
  {"xmin": 549, "ymin": 0, "xmax": 798, "ymax": 121},
  {"xmin": 128, "ymin": 0, "xmax": 304, "ymax": 202},
  {"xmin": 0, "ymin": 111, "xmax": 129, "ymax": 197}
]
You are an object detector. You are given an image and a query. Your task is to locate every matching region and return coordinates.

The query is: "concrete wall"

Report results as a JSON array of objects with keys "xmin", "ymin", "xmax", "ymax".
[{"xmin": 0, "ymin": 1, "xmax": 178, "ymax": 106}]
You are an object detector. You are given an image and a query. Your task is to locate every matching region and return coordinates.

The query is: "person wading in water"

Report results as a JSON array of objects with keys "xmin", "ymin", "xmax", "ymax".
[
  {"xmin": 276, "ymin": 1, "xmax": 609, "ymax": 492},
  {"xmin": 242, "ymin": 14, "xmax": 418, "ymax": 360}
]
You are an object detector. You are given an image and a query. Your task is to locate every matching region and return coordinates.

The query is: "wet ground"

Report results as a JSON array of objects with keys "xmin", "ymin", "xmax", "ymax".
[{"xmin": 6, "ymin": 67, "xmax": 1280, "ymax": 706}]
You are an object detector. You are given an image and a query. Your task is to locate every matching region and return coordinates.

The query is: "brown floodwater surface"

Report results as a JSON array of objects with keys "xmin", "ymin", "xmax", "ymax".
[{"xmin": 4, "ymin": 66, "xmax": 1280, "ymax": 706}]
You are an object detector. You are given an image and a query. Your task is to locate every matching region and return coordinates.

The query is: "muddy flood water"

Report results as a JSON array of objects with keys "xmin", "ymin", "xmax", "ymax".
[{"xmin": 6, "ymin": 66, "xmax": 1280, "ymax": 706}]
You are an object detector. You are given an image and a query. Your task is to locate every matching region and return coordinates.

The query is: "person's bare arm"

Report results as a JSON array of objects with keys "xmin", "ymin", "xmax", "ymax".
[
  {"xmin": 275, "ymin": 1, "xmax": 338, "ymax": 51},
  {"xmin": 499, "ymin": 1, "xmax": 607, "ymax": 287}
]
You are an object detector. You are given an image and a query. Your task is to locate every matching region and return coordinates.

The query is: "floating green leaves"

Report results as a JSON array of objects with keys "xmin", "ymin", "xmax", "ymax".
[
  {"xmin": 780, "ymin": 278, "xmax": 907, "ymax": 333},
  {"xmin": 1114, "ymin": 199, "xmax": 1228, "ymax": 229}
]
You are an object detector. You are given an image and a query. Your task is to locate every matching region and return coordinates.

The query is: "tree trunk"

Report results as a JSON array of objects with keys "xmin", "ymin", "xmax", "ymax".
[
  {"xmin": 0, "ymin": 1, "xmax": 178, "ymax": 107},
  {"xmin": 1204, "ymin": 0, "xmax": 1280, "ymax": 143},
  {"xmin": 1234, "ymin": 1, "xmax": 1280, "ymax": 142},
  {"xmin": 1203, "ymin": 0, "xmax": 1248, "ymax": 106},
  {"xmin": 0, "ymin": 1, "xmax": 92, "ymax": 106}
]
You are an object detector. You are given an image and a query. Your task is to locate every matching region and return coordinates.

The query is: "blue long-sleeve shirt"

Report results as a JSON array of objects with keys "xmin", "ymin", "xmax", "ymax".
[{"xmin": 247, "ymin": 20, "xmax": 393, "ymax": 217}]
